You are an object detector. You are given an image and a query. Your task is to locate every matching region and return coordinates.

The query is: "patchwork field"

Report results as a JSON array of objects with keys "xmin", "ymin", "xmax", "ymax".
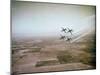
[{"xmin": 12, "ymin": 32, "xmax": 96, "ymax": 74}]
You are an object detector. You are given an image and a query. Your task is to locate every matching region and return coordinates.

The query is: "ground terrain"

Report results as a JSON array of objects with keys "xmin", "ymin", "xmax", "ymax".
[{"xmin": 12, "ymin": 32, "xmax": 96, "ymax": 74}]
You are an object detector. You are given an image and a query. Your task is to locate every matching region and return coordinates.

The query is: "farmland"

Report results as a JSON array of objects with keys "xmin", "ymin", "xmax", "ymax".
[{"xmin": 12, "ymin": 31, "xmax": 96, "ymax": 74}]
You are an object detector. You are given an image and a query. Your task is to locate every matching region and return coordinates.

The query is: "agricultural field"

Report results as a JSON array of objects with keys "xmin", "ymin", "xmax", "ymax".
[{"xmin": 12, "ymin": 31, "xmax": 96, "ymax": 74}]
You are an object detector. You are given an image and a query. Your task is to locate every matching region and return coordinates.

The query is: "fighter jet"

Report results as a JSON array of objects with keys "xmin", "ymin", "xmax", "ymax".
[
  {"xmin": 61, "ymin": 27, "xmax": 67, "ymax": 33},
  {"xmin": 67, "ymin": 28, "xmax": 73, "ymax": 35},
  {"xmin": 60, "ymin": 35, "xmax": 66, "ymax": 40},
  {"xmin": 66, "ymin": 37, "xmax": 72, "ymax": 42}
]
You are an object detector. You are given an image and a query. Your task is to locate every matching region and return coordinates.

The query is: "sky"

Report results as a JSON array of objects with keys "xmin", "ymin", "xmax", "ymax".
[{"xmin": 12, "ymin": 1, "xmax": 96, "ymax": 38}]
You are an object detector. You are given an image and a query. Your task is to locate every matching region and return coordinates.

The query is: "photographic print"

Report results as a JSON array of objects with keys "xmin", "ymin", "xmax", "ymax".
[{"xmin": 11, "ymin": 0, "xmax": 96, "ymax": 74}]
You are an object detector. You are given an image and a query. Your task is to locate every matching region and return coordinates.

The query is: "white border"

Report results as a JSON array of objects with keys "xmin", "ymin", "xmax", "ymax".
[
  {"xmin": 0, "ymin": 0, "xmax": 100, "ymax": 75},
  {"xmin": 17, "ymin": 0, "xmax": 96, "ymax": 5}
]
